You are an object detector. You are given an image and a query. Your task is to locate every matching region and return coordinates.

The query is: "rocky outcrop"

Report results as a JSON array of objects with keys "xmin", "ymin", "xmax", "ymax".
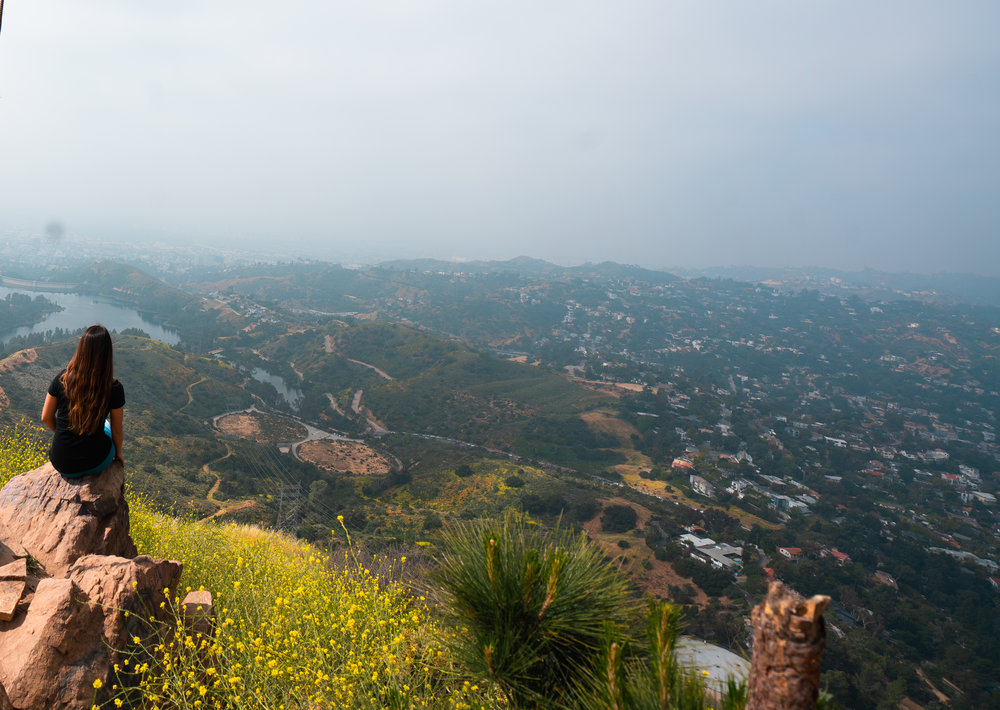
[
  {"xmin": 0, "ymin": 461, "xmax": 137, "ymax": 577},
  {"xmin": 0, "ymin": 461, "xmax": 182, "ymax": 709}
]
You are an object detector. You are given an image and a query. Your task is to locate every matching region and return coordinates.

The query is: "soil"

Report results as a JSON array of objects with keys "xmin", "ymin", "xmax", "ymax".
[
  {"xmin": 0, "ymin": 348, "xmax": 38, "ymax": 374},
  {"xmin": 298, "ymin": 439, "xmax": 395, "ymax": 476},
  {"xmin": 581, "ymin": 410, "xmax": 640, "ymax": 445},
  {"xmin": 215, "ymin": 412, "xmax": 307, "ymax": 443},
  {"xmin": 582, "ymin": 496, "xmax": 710, "ymax": 605},
  {"xmin": 216, "ymin": 413, "xmax": 264, "ymax": 439},
  {"xmin": 570, "ymin": 377, "xmax": 648, "ymax": 398}
]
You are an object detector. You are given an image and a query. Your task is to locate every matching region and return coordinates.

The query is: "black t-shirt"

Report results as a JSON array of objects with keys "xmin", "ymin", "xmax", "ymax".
[{"xmin": 47, "ymin": 370, "xmax": 125, "ymax": 474}]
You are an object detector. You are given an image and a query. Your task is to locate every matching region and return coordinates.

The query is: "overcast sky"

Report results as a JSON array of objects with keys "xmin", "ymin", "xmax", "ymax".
[{"xmin": 1, "ymin": 1, "xmax": 998, "ymax": 274}]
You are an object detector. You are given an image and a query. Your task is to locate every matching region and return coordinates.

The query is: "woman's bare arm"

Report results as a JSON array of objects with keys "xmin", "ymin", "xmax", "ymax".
[
  {"xmin": 41, "ymin": 394, "xmax": 57, "ymax": 432},
  {"xmin": 109, "ymin": 407, "xmax": 124, "ymax": 465}
]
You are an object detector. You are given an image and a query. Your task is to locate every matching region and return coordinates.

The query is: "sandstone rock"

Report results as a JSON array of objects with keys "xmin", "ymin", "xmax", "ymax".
[
  {"xmin": 0, "ymin": 541, "xmax": 26, "ymax": 570},
  {"xmin": 0, "ymin": 556, "xmax": 182, "ymax": 709},
  {"xmin": 0, "ymin": 577, "xmax": 107, "ymax": 709},
  {"xmin": 0, "ymin": 461, "xmax": 136, "ymax": 577},
  {"xmin": 0, "ymin": 582, "xmax": 24, "ymax": 623},
  {"xmin": 182, "ymin": 589, "xmax": 214, "ymax": 636},
  {"xmin": 0, "ymin": 559, "xmax": 26, "ymax": 581},
  {"xmin": 0, "ymin": 680, "xmax": 12, "ymax": 710},
  {"xmin": 0, "ymin": 558, "xmax": 28, "ymax": 621},
  {"xmin": 70, "ymin": 554, "xmax": 182, "ymax": 644},
  {"xmin": 0, "ymin": 460, "xmax": 183, "ymax": 709}
]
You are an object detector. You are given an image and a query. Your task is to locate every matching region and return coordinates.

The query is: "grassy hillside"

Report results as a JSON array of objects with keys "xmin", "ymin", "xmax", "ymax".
[
  {"xmin": 258, "ymin": 321, "xmax": 619, "ymax": 470},
  {"xmin": 0, "ymin": 336, "xmax": 252, "ymax": 516},
  {"xmin": 61, "ymin": 261, "xmax": 238, "ymax": 349},
  {"xmin": 0, "ymin": 331, "xmax": 759, "ymax": 652},
  {"xmin": 0, "ymin": 424, "xmax": 746, "ymax": 710}
]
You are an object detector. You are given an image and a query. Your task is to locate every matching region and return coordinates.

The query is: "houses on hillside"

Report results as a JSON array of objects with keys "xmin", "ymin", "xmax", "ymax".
[{"xmin": 679, "ymin": 533, "xmax": 743, "ymax": 572}]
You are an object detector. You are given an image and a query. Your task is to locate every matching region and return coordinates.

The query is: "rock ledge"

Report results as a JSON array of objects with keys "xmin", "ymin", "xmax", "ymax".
[{"xmin": 0, "ymin": 461, "xmax": 182, "ymax": 709}]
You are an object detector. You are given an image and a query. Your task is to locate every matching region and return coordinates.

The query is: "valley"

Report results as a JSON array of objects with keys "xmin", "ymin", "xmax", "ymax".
[{"xmin": 0, "ymin": 256, "xmax": 998, "ymax": 708}]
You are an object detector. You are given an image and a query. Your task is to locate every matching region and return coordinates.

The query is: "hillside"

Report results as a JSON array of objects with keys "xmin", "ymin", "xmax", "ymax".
[
  {"xmin": 2, "ymin": 255, "xmax": 999, "ymax": 706},
  {"xmin": 176, "ymin": 258, "xmax": 1000, "ymax": 708},
  {"xmin": 0, "ymin": 422, "xmax": 753, "ymax": 710},
  {"xmin": 0, "ymin": 336, "xmax": 249, "ymax": 515},
  {"xmin": 257, "ymin": 321, "xmax": 616, "ymax": 462}
]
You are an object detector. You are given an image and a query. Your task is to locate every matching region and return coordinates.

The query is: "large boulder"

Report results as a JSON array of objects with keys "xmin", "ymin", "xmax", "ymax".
[
  {"xmin": 0, "ymin": 577, "xmax": 106, "ymax": 709},
  {"xmin": 0, "ymin": 462, "xmax": 182, "ymax": 709},
  {"xmin": 70, "ymin": 554, "xmax": 182, "ymax": 645},
  {"xmin": 0, "ymin": 461, "xmax": 137, "ymax": 577}
]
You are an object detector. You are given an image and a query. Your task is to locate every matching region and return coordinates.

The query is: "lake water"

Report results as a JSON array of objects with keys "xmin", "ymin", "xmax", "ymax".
[
  {"xmin": 250, "ymin": 366, "xmax": 304, "ymax": 410},
  {"xmin": 0, "ymin": 287, "xmax": 309, "ymax": 410},
  {"xmin": 0, "ymin": 287, "xmax": 180, "ymax": 346}
]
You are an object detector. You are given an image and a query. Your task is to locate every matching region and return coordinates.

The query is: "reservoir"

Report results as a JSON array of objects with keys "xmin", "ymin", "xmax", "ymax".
[
  {"xmin": 250, "ymin": 366, "xmax": 304, "ymax": 410},
  {"xmin": 0, "ymin": 287, "xmax": 179, "ymax": 346}
]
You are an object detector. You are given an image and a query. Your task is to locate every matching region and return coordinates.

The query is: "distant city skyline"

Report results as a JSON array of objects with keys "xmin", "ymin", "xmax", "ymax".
[{"xmin": 2, "ymin": 2, "xmax": 998, "ymax": 276}]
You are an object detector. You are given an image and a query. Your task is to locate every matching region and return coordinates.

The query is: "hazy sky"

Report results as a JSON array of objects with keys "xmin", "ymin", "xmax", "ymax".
[{"xmin": 2, "ymin": 2, "xmax": 998, "ymax": 273}]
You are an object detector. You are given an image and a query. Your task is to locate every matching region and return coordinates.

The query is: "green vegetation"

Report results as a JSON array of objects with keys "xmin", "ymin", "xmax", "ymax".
[
  {"xmin": 126, "ymin": 510, "xmax": 488, "ymax": 709},
  {"xmin": 258, "ymin": 322, "xmax": 614, "ymax": 465},
  {"xmin": 431, "ymin": 513, "xmax": 634, "ymax": 706},
  {"xmin": 0, "ymin": 292, "xmax": 61, "ymax": 334},
  {"xmin": 6, "ymin": 254, "xmax": 1000, "ymax": 705},
  {"xmin": 0, "ymin": 426, "xmax": 745, "ymax": 710},
  {"xmin": 0, "ymin": 420, "xmax": 48, "ymax": 487},
  {"xmin": 601, "ymin": 504, "xmax": 638, "ymax": 533}
]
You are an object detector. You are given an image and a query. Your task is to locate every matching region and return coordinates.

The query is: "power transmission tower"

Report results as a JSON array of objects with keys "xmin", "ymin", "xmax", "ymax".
[{"xmin": 276, "ymin": 482, "xmax": 302, "ymax": 532}]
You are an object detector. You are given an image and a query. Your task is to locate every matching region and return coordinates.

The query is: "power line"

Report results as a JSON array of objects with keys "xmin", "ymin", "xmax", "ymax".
[{"xmin": 215, "ymin": 396, "xmax": 347, "ymax": 530}]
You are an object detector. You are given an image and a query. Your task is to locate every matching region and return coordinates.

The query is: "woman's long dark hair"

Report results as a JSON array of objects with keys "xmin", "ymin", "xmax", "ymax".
[{"xmin": 61, "ymin": 325, "xmax": 115, "ymax": 435}]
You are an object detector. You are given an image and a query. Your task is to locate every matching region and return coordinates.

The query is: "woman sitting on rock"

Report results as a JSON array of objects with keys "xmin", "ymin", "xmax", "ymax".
[{"xmin": 41, "ymin": 324, "xmax": 125, "ymax": 478}]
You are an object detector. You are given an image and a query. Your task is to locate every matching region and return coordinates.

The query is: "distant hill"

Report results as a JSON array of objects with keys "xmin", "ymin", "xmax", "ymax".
[
  {"xmin": 379, "ymin": 256, "xmax": 680, "ymax": 285},
  {"xmin": 259, "ymin": 320, "xmax": 621, "ymax": 470},
  {"xmin": 674, "ymin": 265, "xmax": 1000, "ymax": 308},
  {"xmin": 378, "ymin": 255, "xmax": 563, "ymax": 277},
  {"xmin": 57, "ymin": 261, "xmax": 236, "ymax": 347}
]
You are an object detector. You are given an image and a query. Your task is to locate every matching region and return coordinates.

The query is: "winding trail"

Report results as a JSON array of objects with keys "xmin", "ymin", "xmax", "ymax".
[
  {"xmin": 204, "ymin": 444, "xmax": 233, "ymax": 506},
  {"xmin": 347, "ymin": 358, "xmax": 394, "ymax": 380},
  {"xmin": 350, "ymin": 389, "xmax": 389, "ymax": 435},
  {"xmin": 197, "ymin": 443, "xmax": 260, "ymax": 522},
  {"xmin": 178, "ymin": 376, "xmax": 207, "ymax": 414},
  {"xmin": 324, "ymin": 334, "xmax": 394, "ymax": 379},
  {"xmin": 325, "ymin": 393, "xmax": 346, "ymax": 417}
]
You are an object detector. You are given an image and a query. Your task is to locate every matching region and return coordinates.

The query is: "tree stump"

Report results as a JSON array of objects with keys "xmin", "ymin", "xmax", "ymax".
[{"xmin": 747, "ymin": 581, "xmax": 830, "ymax": 710}]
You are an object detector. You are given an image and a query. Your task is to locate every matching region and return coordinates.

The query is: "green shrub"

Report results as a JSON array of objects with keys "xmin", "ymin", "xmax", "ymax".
[
  {"xmin": 601, "ymin": 504, "xmax": 638, "ymax": 533},
  {"xmin": 571, "ymin": 499, "xmax": 600, "ymax": 522},
  {"xmin": 423, "ymin": 512, "xmax": 444, "ymax": 530},
  {"xmin": 430, "ymin": 512, "xmax": 635, "ymax": 706}
]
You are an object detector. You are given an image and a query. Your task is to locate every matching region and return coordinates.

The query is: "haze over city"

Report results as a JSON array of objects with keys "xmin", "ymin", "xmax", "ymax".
[{"xmin": 1, "ymin": 1, "xmax": 998, "ymax": 274}]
